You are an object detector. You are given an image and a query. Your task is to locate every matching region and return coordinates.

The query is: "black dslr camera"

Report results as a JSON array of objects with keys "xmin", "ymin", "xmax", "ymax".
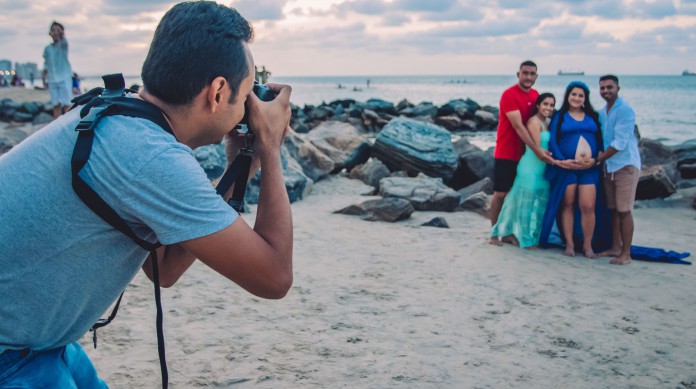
[{"xmin": 238, "ymin": 81, "xmax": 276, "ymax": 129}]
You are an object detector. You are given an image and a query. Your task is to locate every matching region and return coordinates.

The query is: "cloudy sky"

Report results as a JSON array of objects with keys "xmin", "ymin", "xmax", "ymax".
[{"xmin": 1, "ymin": 0, "xmax": 694, "ymax": 76}]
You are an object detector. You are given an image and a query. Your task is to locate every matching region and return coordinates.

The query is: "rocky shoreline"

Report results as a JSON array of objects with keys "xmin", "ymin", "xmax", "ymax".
[{"xmin": 2, "ymin": 95, "xmax": 695, "ymax": 220}]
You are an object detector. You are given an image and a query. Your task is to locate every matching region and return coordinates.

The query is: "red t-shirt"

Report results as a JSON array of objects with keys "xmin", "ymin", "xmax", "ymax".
[{"xmin": 494, "ymin": 85, "xmax": 539, "ymax": 161}]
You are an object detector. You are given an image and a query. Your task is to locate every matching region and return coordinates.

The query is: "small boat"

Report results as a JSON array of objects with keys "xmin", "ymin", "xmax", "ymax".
[
  {"xmin": 558, "ymin": 70, "xmax": 585, "ymax": 76},
  {"xmin": 682, "ymin": 70, "xmax": 696, "ymax": 76}
]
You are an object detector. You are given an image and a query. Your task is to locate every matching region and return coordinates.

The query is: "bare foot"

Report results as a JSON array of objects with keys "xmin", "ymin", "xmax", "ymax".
[
  {"xmin": 489, "ymin": 237, "xmax": 503, "ymax": 246},
  {"xmin": 610, "ymin": 255, "xmax": 632, "ymax": 265},
  {"xmin": 563, "ymin": 246, "xmax": 575, "ymax": 257},
  {"xmin": 597, "ymin": 249, "xmax": 621, "ymax": 257},
  {"xmin": 501, "ymin": 235, "xmax": 519, "ymax": 247},
  {"xmin": 584, "ymin": 248, "xmax": 598, "ymax": 259}
]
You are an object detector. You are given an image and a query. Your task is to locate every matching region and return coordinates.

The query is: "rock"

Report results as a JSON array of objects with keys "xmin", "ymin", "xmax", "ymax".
[
  {"xmin": 329, "ymin": 99, "xmax": 356, "ymax": 108},
  {"xmin": 433, "ymin": 115, "xmax": 462, "ymax": 131},
  {"xmin": 372, "ymin": 117, "xmax": 458, "ymax": 180},
  {"xmin": 309, "ymin": 105, "xmax": 333, "ymax": 121},
  {"xmin": 396, "ymin": 99, "xmax": 414, "ymax": 111},
  {"xmin": 245, "ymin": 146, "xmax": 313, "ymax": 205},
  {"xmin": 421, "ymin": 217, "xmax": 449, "ymax": 228},
  {"xmin": 640, "ymin": 138, "xmax": 677, "ymax": 168},
  {"xmin": 32, "ymin": 112, "xmax": 54, "ymax": 126},
  {"xmin": 306, "ymin": 121, "xmax": 371, "ymax": 173},
  {"xmin": 349, "ymin": 158, "xmax": 391, "ymax": 188},
  {"xmin": 457, "ymin": 177, "xmax": 494, "ymax": 201},
  {"xmin": 379, "ymin": 174, "xmax": 460, "ymax": 212},
  {"xmin": 448, "ymin": 138, "xmax": 494, "ymax": 189},
  {"xmin": 636, "ymin": 165, "xmax": 677, "ymax": 200},
  {"xmin": 677, "ymin": 179, "xmax": 696, "ymax": 190},
  {"xmin": 437, "ymin": 99, "xmax": 480, "ymax": 118},
  {"xmin": 693, "ymin": 197, "xmax": 696, "ymax": 210},
  {"xmin": 474, "ymin": 109, "xmax": 497, "ymax": 127},
  {"xmin": 334, "ymin": 197, "xmax": 414, "ymax": 222},
  {"xmin": 18, "ymin": 102, "xmax": 41, "ymax": 115},
  {"xmin": 400, "ymin": 102, "xmax": 438, "ymax": 119},
  {"xmin": 457, "ymin": 191, "xmax": 491, "ymax": 217},
  {"xmin": 365, "ymin": 98, "xmax": 397, "ymax": 115},
  {"xmin": 12, "ymin": 112, "xmax": 34, "ymax": 122},
  {"xmin": 283, "ymin": 132, "xmax": 335, "ymax": 182},
  {"xmin": 673, "ymin": 139, "xmax": 696, "ymax": 179},
  {"xmin": 460, "ymin": 119, "xmax": 477, "ymax": 131},
  {"xmin": 362, "ymin": 109, "xmax": 380, "ymax": 121},
  {"xmin": 193, "ymin": 142, "xmax": 227, "ymax": 180},
  {"xmin": 678, "ymin": 163, "xmax": 696, "ymax": 179}
]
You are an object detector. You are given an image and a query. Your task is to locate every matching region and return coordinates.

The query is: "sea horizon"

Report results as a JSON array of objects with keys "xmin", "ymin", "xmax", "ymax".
[{"xmin": 75, "ymin": 74, "xmax": 696, "ymax": 148}]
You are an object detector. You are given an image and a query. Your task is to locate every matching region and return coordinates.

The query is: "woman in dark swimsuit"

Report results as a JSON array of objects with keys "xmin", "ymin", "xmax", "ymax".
[{"xmin": 540, "ymin": 81, "xmax": 610, "ymax": 258}]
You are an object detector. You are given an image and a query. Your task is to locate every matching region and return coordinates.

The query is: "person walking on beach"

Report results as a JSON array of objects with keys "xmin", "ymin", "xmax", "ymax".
[
  {"xmin": 490, "ymin": 60, "xmax": 552, "ymax": 245},
  {"xmin": 595, "ymin": 75, "xmax": 641, "ymax": 265},
  {"xmin": 0, "ymin": 2, "xmax": 293, "ymax": 387},
  {"xmin": 42, "ymin": 21, "xmax": 73, "ymax": 119}
]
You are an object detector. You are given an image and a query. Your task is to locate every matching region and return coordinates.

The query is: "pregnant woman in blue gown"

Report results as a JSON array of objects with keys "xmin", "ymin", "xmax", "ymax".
[
  {"xmin": 540, "ymin": 81, "xmax": 611, "ymax": 258},
  {"xmin": 491, "ymin": 93, "xmax": 555, "ymax": 248}
]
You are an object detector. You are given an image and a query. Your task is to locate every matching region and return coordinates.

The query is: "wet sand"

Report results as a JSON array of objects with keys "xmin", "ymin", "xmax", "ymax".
[{"xmin": 83, "ymin": 175, "xmax": 696, "ymax": 388}]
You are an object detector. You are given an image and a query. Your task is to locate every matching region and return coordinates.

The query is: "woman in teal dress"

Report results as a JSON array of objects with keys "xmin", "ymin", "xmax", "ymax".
[{"xmin": 491, "ymin": 93, "xmax": 556, "ymax": 248}]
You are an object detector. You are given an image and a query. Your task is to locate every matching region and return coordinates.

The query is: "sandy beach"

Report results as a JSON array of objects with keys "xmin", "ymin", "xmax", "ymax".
[
  {"xmin": 78, "ymin": 174, "xmax": 696, "ymax": 388},
  {"xmin": 0, "ymin": 87, "xmax": 49, "ymax": 103}
]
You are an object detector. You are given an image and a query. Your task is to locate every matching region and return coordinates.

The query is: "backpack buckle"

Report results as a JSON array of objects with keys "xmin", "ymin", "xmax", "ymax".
[{"xmin": 76, "ymin": 106, "xmax": 108, "ymax": 131}]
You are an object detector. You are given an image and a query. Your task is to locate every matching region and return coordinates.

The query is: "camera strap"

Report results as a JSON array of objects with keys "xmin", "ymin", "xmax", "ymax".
[{"xmin": 214, "ymin": 132, "xmax": 254, "ymax": 212}]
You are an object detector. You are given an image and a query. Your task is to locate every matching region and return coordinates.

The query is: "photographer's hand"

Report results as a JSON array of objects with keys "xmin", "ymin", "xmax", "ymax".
[{"xmin": 246, "ymin": 83, "xmax": 292, "ymax": 153}]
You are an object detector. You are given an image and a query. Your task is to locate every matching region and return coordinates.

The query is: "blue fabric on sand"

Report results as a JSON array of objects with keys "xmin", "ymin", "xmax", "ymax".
[
  {"xmin": 630, "ymin": 246, "xmax": 691, "ymax": 265},
  {"xmin": 491, "ymin": 131, "xmax": 550, "ymax": 247},
  {"xmin": 0, "ymin": 342, "xmax": 107, "ymax": 388}
]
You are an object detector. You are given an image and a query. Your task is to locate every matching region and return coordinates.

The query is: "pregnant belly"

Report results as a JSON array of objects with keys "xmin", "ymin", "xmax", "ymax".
[{"xmin": 575, "ymin": 135, "xmax": 592, "ymax": 161}]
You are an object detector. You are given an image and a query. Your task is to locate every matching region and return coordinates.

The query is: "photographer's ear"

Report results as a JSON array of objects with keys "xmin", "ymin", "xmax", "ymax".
[{"xmin": 208, "ymin": 76, "xmax": 227, "ymax": 113}]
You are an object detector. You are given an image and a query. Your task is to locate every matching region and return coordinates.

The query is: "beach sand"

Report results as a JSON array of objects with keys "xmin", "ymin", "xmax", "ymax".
[
  {"xmin": 0, "ymin": 87, "xmax": 49, "ymax": 103},
  {"xmin": 82, "ymin": 174, "xmax": 696, "ymax": 388}
]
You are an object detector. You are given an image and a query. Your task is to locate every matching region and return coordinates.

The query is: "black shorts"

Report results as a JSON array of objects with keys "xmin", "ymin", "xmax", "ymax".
[{"xmin": 493, "ymin": 158, "xmax": 519, "ymax": 193}]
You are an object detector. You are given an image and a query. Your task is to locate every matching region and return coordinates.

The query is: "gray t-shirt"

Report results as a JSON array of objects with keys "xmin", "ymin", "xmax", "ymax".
[{"xmin": 0, "ymin": 106, "xmax": 237, "ymax": 353}]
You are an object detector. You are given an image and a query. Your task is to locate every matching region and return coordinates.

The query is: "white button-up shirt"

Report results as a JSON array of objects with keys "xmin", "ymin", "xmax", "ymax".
[{"xmin": 599, "ymin": 97, "xmax": 642, "ymax": 173}]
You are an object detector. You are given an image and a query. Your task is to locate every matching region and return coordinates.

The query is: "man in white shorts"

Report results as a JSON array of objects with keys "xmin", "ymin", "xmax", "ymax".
[{"xmin": 42, "ymin": 21, "xmax": 73, "ymax": 118}]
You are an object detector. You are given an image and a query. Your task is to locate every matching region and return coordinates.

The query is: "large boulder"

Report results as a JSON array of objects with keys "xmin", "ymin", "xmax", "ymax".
[
  {"xmin": 636, "ymin": 165, "xmax": 677, "ymax": 200},
  {"xmin": 457, "ymin": 177, "xmax": 494, "ymax": 201},
  {"xmin": 306, "ymin": 121, "xmax": 371, "ymax": 173},
  {"xmin": 433, "ymin": 115, "xmax": 463, "ymax": 131},
  {"xmin": 400, "ymin": 102, "xmax": 438, "ymax": 119},
  {"xmin": 349, "ymin": 158, "xmax": 391, "ymax": 188},
  {"xmin": 379, "ymin": 174, "xmax": 460, "ymax": 212},
  {"xmin": 437, "ymin": 99, "xmax": 480, "ymax": 119},
  {"xmin": 640, "ymin": 138, "xmax": 677, "ymax": 170},
  {"xmin": 334, "ymin": 197, "xmax": 414, "ymax": 222},
  {"xmin": 372, "ymin": 117, "xmax": 458, "ymax": 180},
  {"xmin": 283, "ymin": 132, "xmax": 335, "ymax": 182},
  {"xmin": 245, "ymin": 146, "xmax": 313, "ymax": 205},
  {"xmin": 193, "ymin": 142, "xmax": 227, "ymax": 180},
  {"xmin": 365, "ymin": 98, "xmax": 397, "ymax": 115},
  {"xmin": 457, "ymin": 191, "xmax": 491, "ymax": 217},
  {"xmin": 673, "ymin": 139, "xmax": 696, "ymax": 179},
  {"xmin": 447, "ymin": 138, "xmax": 494, "ymax": 189}
]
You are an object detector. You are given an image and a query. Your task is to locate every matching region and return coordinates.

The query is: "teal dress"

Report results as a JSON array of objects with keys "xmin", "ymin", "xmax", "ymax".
[{"xmin": 491, "ymin": 131, "xmax": 550, "ymax": 248}]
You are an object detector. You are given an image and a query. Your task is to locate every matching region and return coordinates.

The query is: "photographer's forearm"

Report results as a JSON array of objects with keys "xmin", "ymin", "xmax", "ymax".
[{"xmin": 253, "ymin": 146, "xmax": 293, "ymax": 262}]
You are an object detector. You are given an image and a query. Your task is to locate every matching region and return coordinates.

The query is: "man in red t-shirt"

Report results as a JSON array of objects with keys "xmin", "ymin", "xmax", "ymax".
[{"xmin": 490, "ymin": 60, "xmax": 552, "ymax": 245}]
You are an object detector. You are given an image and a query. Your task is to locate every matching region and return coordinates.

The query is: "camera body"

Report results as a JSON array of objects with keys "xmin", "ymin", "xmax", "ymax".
[{"xmin": 239, "ymin": 81, "xmax": 276, "ymax": 127}]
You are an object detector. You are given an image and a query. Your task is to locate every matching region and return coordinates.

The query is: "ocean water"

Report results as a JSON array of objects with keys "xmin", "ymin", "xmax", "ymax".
[{"xmin": 82, "ymin": 75, "xmax": 696, "ymax": 148}]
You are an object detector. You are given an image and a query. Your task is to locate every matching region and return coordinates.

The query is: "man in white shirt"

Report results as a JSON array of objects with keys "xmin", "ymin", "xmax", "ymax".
[
  {"xmin": 596, "ymin": 75, "xmax": 642, "ymax": 265},
  {"xmin": 42, "ymin": 21, "xmax": 73, "ymax": 118}
]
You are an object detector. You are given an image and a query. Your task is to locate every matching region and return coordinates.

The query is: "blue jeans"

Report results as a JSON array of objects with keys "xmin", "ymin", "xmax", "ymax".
[{"xmin": 0, "ymin": 342, "xmax": 108, "ymax": 388}]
